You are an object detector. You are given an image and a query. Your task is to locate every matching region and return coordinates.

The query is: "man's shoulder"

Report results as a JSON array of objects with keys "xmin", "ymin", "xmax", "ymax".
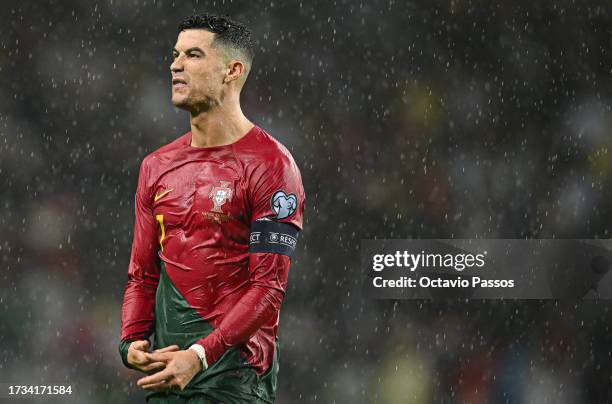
[
  {"xmin": 149, "ymin": 132, "xmax": 191, "ymax": 158},
  {"xmin": 238, "ymin": 126, "xmax": 298, "ymax": 168},
  {"xmin": 141, "ymin": 132, "xmax": 190, "ymax": 167}
]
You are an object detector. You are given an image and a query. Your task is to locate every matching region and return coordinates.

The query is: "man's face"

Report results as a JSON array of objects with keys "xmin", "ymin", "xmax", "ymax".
[{"xmin": 170, "ymin": 29, "xmax": 227, "ymax": 111}]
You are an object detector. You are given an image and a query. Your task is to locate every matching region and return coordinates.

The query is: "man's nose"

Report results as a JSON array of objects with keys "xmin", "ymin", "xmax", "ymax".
[{"xmin": 170, "ymin": 55, "xmax": 184, "ymax": 72}]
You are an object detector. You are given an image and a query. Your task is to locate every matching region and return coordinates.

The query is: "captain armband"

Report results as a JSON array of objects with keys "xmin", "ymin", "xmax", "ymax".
[{"xmin": 249, "ymin": 219, "xmax": 300, "ymax": 257}]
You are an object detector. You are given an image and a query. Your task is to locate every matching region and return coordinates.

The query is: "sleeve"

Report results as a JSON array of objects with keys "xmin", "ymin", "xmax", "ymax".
[
  {"xmin": 249, "ymin": 153, "xmax": 305, "ymax": 229},
  {"xmin": 194, "ymin": 253, "xmax": 290, "ymax": 366},
  {"xmin": 194, "ymin": 152, "xmax": 305, "ymax": 367},
  {"xmin": 118, "ymin": 158, "xmax": 161, "ymax": 368}
]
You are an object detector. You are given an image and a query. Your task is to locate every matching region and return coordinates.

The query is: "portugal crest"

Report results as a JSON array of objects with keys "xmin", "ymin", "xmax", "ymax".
[{"xmin": 209, "ymin": 180, "xmax": 233, "ymax": 213}]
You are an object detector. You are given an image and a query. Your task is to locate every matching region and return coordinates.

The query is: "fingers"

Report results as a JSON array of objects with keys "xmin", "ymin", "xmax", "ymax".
[
  {"xmin": 130, "ymin": 343, "xmax": 179, "ymax": 371},
  {"xmin": 140, "ymin": 379, "xmax": 174, "ymax": 392},
  {"xmin": 130, "ymin": 340, "xmax": 150, "ymax": 352},
  {"xmin": 145, "ymin": 352, "xmax": 173, "ymax": 363},
  {"xmin": 140, "ymin": 361, "xmax": 167, "ymax": 373},
  {"xmin": 137, "ymin": 367, "xmax": 173, "ymax": 388},
  {"xmin": 130, "ymin": 350, "xmax": 149, "ymax": 365},
  {"xmin": 129, "ymin": 345, "xmax": 156, "ymax": 369},
  {"xmin": 136, "ymin": 350, "xmax": 199, "ymax": 392},
  {"xmin": 152, "ymin": 345, "xmax": 180, "ymax": 353}
]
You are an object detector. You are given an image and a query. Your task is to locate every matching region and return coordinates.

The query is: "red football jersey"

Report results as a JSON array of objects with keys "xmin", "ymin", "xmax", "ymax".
[{"xmin": 120, "ymin": 125, "xmax": 305, "ymax": 381}]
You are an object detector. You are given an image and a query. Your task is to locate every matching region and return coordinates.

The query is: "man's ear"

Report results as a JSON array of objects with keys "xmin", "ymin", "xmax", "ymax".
[{"xmin": 224, "ymin": 60, "xmax": 245, "ymax": 84}]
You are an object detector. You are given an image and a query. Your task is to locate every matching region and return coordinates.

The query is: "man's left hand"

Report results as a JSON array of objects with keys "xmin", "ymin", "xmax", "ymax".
[{"xmin": 136, "ymin": 349, "xmax": 202, "ymax": 391}]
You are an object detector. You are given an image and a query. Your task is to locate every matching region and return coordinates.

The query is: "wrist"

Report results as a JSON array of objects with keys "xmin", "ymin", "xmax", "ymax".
[
  {"xmin": 188, "ymin": 344, "xmax": 208, "ymax": 371},
  {"xmin": 119, "ymin": 340, "xmax": 136, "ymax": 370}
]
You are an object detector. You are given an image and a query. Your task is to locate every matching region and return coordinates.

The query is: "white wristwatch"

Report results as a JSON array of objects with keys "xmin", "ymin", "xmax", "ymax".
[{"xmin": 188, "ymin": 344, "xmax": 208, "ymax": 371}]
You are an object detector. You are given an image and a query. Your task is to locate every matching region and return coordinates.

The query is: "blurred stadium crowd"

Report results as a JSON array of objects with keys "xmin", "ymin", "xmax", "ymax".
[{"xmin": 2, "ymin": 1, "xmax": 612, "ymax": 402}]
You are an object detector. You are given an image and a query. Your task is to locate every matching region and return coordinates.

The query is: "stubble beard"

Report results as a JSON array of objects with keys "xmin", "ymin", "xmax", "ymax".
[{"xmin": 172, "ymin": 93, "xmax": 215, "ymax": 115}]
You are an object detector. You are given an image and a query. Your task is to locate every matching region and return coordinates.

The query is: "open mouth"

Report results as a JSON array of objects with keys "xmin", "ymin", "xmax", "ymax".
[{"xmin": 172, "ymin": 78, "xmax": 188, "ymax": 89}]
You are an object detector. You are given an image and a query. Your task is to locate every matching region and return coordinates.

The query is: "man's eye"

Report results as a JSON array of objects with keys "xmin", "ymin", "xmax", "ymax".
[{"xmin": 188, "ymin": 54, "xmax": 200, "ymax": 58}]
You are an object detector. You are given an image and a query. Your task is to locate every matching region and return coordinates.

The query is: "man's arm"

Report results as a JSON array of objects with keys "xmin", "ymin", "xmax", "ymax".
[
  {"xmin": 119, "ymin": 158, "xmax": 162, "ymax": 368},
  {"xmin": 193, "ymin": 250, "xmax": 291, "ymax": 366},
  {"xmin": 137, "ymin": 248, "xmax": 295, "ymax": 391},
  {"xmin": 189, "ymin": 153, "xmax": 306, "ymax": 366}
]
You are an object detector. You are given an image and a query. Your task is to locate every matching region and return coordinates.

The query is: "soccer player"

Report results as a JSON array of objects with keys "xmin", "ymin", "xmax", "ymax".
[{"xmin": 118, "ymin": 13, "xmax": 305, "ymax": 404}]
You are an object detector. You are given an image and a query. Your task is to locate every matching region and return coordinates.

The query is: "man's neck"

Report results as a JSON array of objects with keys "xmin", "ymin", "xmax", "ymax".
[{"xmin": 189, "ymin": 104, "xmax": 253, "ymax": 148}]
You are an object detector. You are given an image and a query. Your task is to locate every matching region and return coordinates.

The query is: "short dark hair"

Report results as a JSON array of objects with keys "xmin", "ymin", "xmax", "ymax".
[{"xmin": 178, "ymin": 13, "xmax": 255, "ymax": 63}]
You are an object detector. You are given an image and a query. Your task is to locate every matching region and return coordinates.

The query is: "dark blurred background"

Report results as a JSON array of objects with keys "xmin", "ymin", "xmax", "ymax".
[{"xmin": 2, "ymin": 0, "xmax": 612, "ymax": 402}]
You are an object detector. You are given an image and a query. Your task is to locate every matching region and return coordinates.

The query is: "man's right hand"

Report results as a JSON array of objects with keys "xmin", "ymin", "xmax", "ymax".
[{"xmin": 127, "ymin": 340, "xmax": 180, "ymax": 373}]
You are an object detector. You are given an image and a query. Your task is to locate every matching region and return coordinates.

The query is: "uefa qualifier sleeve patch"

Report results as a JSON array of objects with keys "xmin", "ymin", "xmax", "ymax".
[
  {"xmin": 249, "ymin": 219, "xmax": 300, "ymax": 256},
  {"xmin": 271, "ymin": 190, "xmax": 298, "ymax": 219}
]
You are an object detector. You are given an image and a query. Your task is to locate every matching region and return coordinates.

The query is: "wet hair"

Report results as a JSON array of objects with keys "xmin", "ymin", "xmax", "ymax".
[{"xmin": 178, "ymin": 13, "xmax": 255, "ymax": 64}]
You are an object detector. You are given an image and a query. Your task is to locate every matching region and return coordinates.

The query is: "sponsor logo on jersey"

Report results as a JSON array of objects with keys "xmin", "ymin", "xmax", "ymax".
[
  {"xmin": 154, "ymin": 188, "xmax": 173, "ymax": 202},
  {"xmin": 271, "ymin": 190, "xmax": 298, "ymax": 220},
  {"xmin": 209, "ymin": 180, "xmax": 233, "ymax": 213}
]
